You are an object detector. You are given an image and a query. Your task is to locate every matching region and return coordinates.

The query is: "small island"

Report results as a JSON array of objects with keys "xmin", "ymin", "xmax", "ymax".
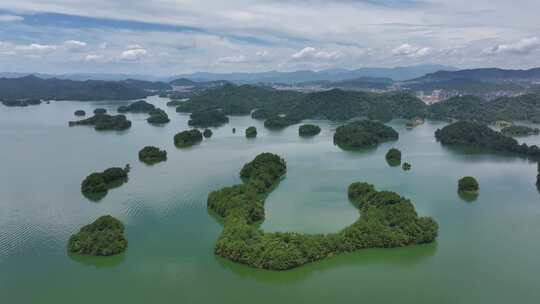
[
  {"xmin": 500, "ymin": 125, "xmax": 540, "ymax": 137},
  {"xmin": 81, "ymin": 165, "xmax": 130, "ymax": 199},
  {"xmin": 264, "ymin": 115, "xmax": 299, "ymax": 130},
  {"xmin": 94, "ymin": 108, "xmax": 107, "ymax": 115},
  {"xmin": 232, "ymin": 128, "xmax": 236, "ymax": 134},
  {"xmin": 251, "ymin": 109, "xmax": 272, "ymax": 120},
  {"xmin": 1, "ymin": 99, "xmax": 42, "ymax": 107},
  {"xmin": 139, "ymin": 146, "xmax": 167, "ymax": 164},
  {"xmin": 402, "ymin": 162, "xmax": 411, "ymax": 171},
  {"xmin": 117, "ymin": 100, "xmax": 155, "ymax": 113},
  {"xmin": 334, "ymin": 120, "xmax": 399, "ymax": 150},
  {"xmin": 74, "ymin": 110, "xmax": 86, "ymax": 116},
  {"xmin": 187, "ymin": 109, "xmax": 229, "ymax": 128},
  {"xmin": 69, "ymin": 114, "xmax": 132, "ymax": 131},
  {"xmin": 246, "ymin": 126, "xmax": 257, "ymax": 138},
  {"xmin": 299, "ymin": 124, "xmax": 321, "ymax": 137},
  {"xmin": 406, "ymin": 117, "xmax": 424, "ymax": 129},
  {"xmin": 174, "ymin": 129, "xmax": 203, "ymax": 147},
  {"xmin": 68, "ymin": 215, "xmax": 128, "ymax": 256},
  {"xmin": 147, "ymin": 108, "xmax": 170, "ymax": 124},
  {"xmin": 385, "ymin": 148, "xmax": 402, "ymax": 166},
  {"xmin": 208, "ymin": 153, "xmax": 438, "ymax": 270},
  {"xmin": 203, "ymin": 129, "xmax": 213, "ymax": 138},
  {"xmin": 458, "ymin": 176, "xmax": 479, "ymax": 194}
]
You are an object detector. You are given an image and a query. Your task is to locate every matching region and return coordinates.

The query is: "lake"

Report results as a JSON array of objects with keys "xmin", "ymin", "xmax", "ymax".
[{"xmin": 1, "ymin": 96, "xmax": 540, "ymax": 303}]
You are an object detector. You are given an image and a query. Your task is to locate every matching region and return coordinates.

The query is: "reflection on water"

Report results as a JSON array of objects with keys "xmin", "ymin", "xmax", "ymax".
[{"xmin": 68, "ymin": 252, "xmax": 126, "ymax": 269}]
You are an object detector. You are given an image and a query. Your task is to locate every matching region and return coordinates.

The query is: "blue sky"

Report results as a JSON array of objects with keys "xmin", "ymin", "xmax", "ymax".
[{"xmin": 0, "ymin": 0, "xmax": 539, "ymax": 75}]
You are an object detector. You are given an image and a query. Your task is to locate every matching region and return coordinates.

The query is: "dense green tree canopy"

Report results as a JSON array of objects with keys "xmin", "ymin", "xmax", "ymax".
[
  {"xmin": 1, "ymin": 99, "xmax": 42, "ymax": 107},
  {"xmin": 458, "ymin": 176, "xmax": 479, "ymax": 193},
  {"xmin": 402, "ymin": 162, "xmax": 412, "ymax": 171},
  {"xmin": 117, "ymin": 100, "xmax": 155, "ymax": 113},
  {"xmin": 138, "ymin": 146, "xmax": 167, "ymax": 163},
  {"xmin": 74, "ymin": 110, "xmax": 86, "ymax": 116},
  {"xmin": 245, "ymin": 126, "xmax": 257, "ymax": 138},
  {"xmin": 500, "ymin": 125, "xmax": 540, "ymax": 137},
  {"xmin": 203, "ymin": 129, "xmax": 213, "ymax": 138},
  {"xmin": 435, "ymin": 121, "xmax": 540, "ymax": 158},
  {"xmin": 207, "ymin": 153, "xmax": 438, "ymax": 270},
  {"xmin": 147, "ymin": 108, "xmax": 170, "ymax": 125},
  {"xmin": 334, "ymin": 120, "xmax": 399, "ymax": 149},
  {"xmin": 81, "ymin": 166, "xmax": 129, "ymax": 196},
  {"xmin": 68, "ymin": 215, "xmax": 128, "ymax": 256},
  {"xmin": 69, "ymin": 114, "xmax": 132, "ymax": 131},
  {"xmin": 174, "ymin": 129, "xmax": 203, "ymax": 147},
  {"xmin": 187, "ymin": 109, "xmax": 229, "ymax": 128},
  {"xmin": 94, "ymin": 108, "xmax": 107, "ymax": 115},
  {"xmin": 386, "ymin": 148, "xmax": 402, "ymax": 167},
  {"xmin": 299, "ymin": 124, "xmax": 321, "ymax": 137}
]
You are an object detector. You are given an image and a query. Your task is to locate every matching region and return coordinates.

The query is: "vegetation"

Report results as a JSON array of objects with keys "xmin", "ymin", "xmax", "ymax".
[
  {"xmin": 458, "ymin": 176, "xmax": 479, "ymax": 194},
  {"xmin": 435, "ymin": 121, "xmax": 540, "ymax": 158},
  {"xmin": 207, "ymin": 153, "xmax": 438, "ymax": 270},
  {"xmin": 74, "ymin": 110, "xmax": 86, "ymax": 116},
  {"xmin": 537, "ymin": 163, "xmax": 540, "ymax": 188},
  {"xmin": 69, "ymin": 114, "xmax": 132, "ymax": 131},
  {"xmin": 402, "ymin": 162, "xmax": 412, "ymax": 171},
  {"xmin": 232, "ymin": 128, "xmax": 236, "ymax": 134},
  {"xmin": 117, "ymin": 100, "xmax": 155, "ymax": 113},
  {"xmin": 174, "ymin": 129, "xmax": 203, "ymax": 147},
  {"xmin": 138, "ymin": 146, "xmax": 167, "ymax": 163},
  {"xmin": 251, "ymin": 108, "xmax": 272, "ymax": 120},
  {"xmin": 500, "ymin": 125, "xmax": 540, "ymax": 137},
  {"xmin": 264, "ymin": 115, "xmax": 300, "ymax": 129},
  {"xmin": 68, "ymin": 215, "xmax": 128, "ymax": 256},
  {"xmin": 299, "ymin": 124, "xmax": 321, "ymax": 137},
  {"xmin": 386, "ymin": 148, "xmax": 402, "ymax": 166},
  {"xmin": 0, "ymin": 75, "xmax": 149, "ymax": 101},
  {"xmin": 334, "ymin": 120, "xmax": 399, "ymax": 149},
  {"xmin": 94, "ymin": 108, "xmax": 107, "ymax": 115},
  {"xmin": 203, "ymin": 129, "xmax": 213, "ymax": 138},
  {"xmin": 246, "ymin": 126, "xmax": 257, "ymax": 138},
  {"xmin": 187, "ymin": 109, "xmax": 229, "ymax": 127},
  {"xmin": 81, "ymin": 166, "xmax": 130, "ymax": 198},
  {"xmin": 147, "ymin": 108, "xmax": 170, "ymax": 124},
  {"xmin": 1, "ymin": 99, "xmax": 41, "ymax": 107}
]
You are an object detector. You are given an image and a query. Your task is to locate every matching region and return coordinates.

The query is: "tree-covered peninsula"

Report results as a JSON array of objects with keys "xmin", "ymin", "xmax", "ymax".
[
  {"xmin": 69, "ymin": 114, "xmax": 132, "ymax": 131},
  {"xmin": 138, "ymin": 146, "xmax": 167, "ymax": 163},
  {"xmin": 68, "ymin": 215, "xmax": 128, "ymax": 256},
  {"xmin": 81, "ymin": 166, "xmax": 130, "ymax": 199},
  {"xmin": 174, "ymin": 129, "xmax": 203, "ymax": 147},
  {"xmin": 207, "ymin": 153, "xmax": 438, "ymax": 270},
  {"xmin": 334, "ymin": 120, "xmax": 399, "ymax": 149},
  {"xmin": 435, "ymin": 121, "xmax": 540, "ymax": 158},
  {"xmin": 245, "ymin": 126, "xmax": 257, "ymax": 138},
  {"xmin": 299, "ymin": 124, "xmax": 321, "ymax": 137},
  {"xmin": 187, "ymin": 109, "xmax": 229, "ymax": 128},
  {"xmin": 500, "ymin": 125, "xmax": 540, "ymax": 137}
]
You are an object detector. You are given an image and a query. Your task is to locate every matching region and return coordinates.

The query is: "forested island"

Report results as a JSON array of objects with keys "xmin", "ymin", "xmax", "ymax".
[
  {"xmin": 74, "ymin": 110, "xmax": 86, "ymax": 116},
  {"xmin": 203, "ymin": 129, "xmax": 213, "ymax": 138},
  {"xmin": 81, "ymin": 166, "xmax": 130, "ymax": 199},
  {"xmin": 117, "ymin": 100, "xmax": 155, "ymax": 113},
  {"xmin": 334, "ymin": 120, "xmax": 399, "ymax": 149},
  {"xmin": 69, "ymin": 114, "xmax": 132, "ymax": 131},
  {"xmin": 245, "ymin": 126, "xmax": 257, "ymax": 138},
  {"xmin": 458, "ymin": 176, "xmax": 479, "ymax": 194},
  {"xmin": 147, "ymin": 108, "xmax": 170, "ymax": 124},
  {"xmin": 94, "ymin": 108, "xmax": 107, "ymax": 115},
  {"xmin": 68, "ymin": 215, "xmax": 128, "ymax": 256},
  {"xmin": 207, "ymin": 153, "xmax": 438, "ymax": 270},
  {"xmin": 500, "ymin": 125, "xmax": 540, "ymax": 137},
  {"xmin": 299, "ymin": 124, "xmax": 321, "ymax": 137},
  {"xmin": 174, "ymin": 129, "xmax": 203, "ymax": 147},
  {"xmin": 435, "ymin": 121, "xmax": 540, "ymax": 158},
  {"xmin": 402, "ymin": 162, "xmax": 412, "ymax": 171},
  {"xmin": 385, "ymin": 148, "xmax": 402, "ymax": 166},
  {"xmin": 187, "ymin": 109, "xmax": 229, "ymax": 127},
  {"xmin": 138, "ymin": 146, "xmax": 167, "ymax": 163},
  {"xmin": 1, "ymin": 99, "xmax": 41, "ymax": 107}
]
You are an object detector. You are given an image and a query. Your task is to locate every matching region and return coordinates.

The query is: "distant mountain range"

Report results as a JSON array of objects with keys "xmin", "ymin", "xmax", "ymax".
[
  {"xmin": 171, "ymin": 64, "xmax": 456, "ymax": 83},
  {"xmin": 411, "ymin": 68, "xmax": 540, "ymax": 83}
]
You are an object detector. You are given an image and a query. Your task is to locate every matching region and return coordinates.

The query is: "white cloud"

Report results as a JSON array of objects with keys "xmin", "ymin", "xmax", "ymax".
[
  {"xmin": 0, "ymin": 14, "xmax": 24, "ymax": 22},
  {"xmin": 15, "ymin": 43, "xmax": 58, "ymax": 55},
  {"xmin": 256, "ymin": 50, "xmax": 269, "ymax": 57},
  {"xmin": 84, "ymin": 54, "xmax": 103, "ymax": 62},
  {"xmin": 391, "ymin": 44, "xmax": 432, "ymax": 57},
  {"xmin": 64, "ymin": 40, "xmax": 87, "ymax": 52},
  {"xmin": 484, "ymin": 37, "xmax": 540, "ymax": 55},
  {"xmin": 120, "ymin": 48, "xmax": 148, "ymax": 61},
  {"xmin": 217, "ymin": 55, "xmax": 247, "ymax": 63},
  {"xmin": 292, "ymin": 47, "xmax": 343, "ymax": 60}
]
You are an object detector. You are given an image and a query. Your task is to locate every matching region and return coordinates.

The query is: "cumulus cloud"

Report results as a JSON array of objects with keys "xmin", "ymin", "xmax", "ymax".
[
  {"xmin": 15, "ymin": 43, "xmax": 58, "ymax": 55},
  {"xmin": 217, "ymin": 55, "xmax": 247, "ymax": 63},
  {"xmin": 84, "ymin": 54, "xmax": 103, "ymax": 62},
  {"xmin": 484, "ymin": 37, "xmax": 540, "ymax": 55},
  {"xmin": 120, "ymin": 48, "xmax": 148, "ymax": 61},
  {"xmin": 292, "ymin": 47, "xmax": 343, "ymax": 60},
  {"xmin": 391, "ymin": 44, "xmax": 431, "ymax": 57},
  {"xmin": 64, "ymin": 40, "xmax": 87, "ymax": 52},
  {"xmin": 0, "ymin": 14, "xmax": 24, "ymax": 22}
]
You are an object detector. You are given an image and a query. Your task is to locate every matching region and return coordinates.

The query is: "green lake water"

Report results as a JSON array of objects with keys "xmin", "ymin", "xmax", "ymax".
[{"xmin": 1, "ymin": 96, "xmax": 540, "ymax": 303}]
